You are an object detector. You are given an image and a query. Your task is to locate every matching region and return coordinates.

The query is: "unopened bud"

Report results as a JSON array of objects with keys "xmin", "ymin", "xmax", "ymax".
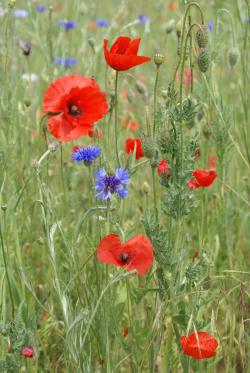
[
  {"xmin": 176, "ymin": 19, "xmax": 183, "ymax": 37},
  {"xmin": 140, "ymin": 134, "xmax": 158, "ymax": 159},
  {"xmin": 227, "ymin": 47, "xmax": 240, "ymax": 68},
  {"xmin": 8, "ymin": 0, "xmax": 16, "ymax": 8},
  {"xmin": 88, "ymin": 37, "xmax": 95, "ymax": 48},
  {"xmin": 165, "ymin": 19, "xmax": 175, "ymax": 34},
  {"xmin": 135, "ymin": 80, "xmax": 147, "ymax": 96},
  {"xmin": 197, "ymin": 48, "xmax": 210, "ymax": 72},
  {"xmin": 142, "ymin": 182, "xmax": 150, "ymax": 194},
  {"xmin": 196, "ymin": 24, "xmax": 208, "ymax": 48}
]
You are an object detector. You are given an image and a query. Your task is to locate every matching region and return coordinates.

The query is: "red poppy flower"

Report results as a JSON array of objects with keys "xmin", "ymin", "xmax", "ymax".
[
  {"xmin": 123, "ymin": 327, "xmax": 129, "ymax": 337},
  {"xmin": 208, "ymin": 156, "xmax": 217, "ymax": 170},
  {"xmin": 103, "ymin": 36, "xmax": 151, "ymax": 71},
  {"xmin": 188, "ymin": 169, "xmax": 217, "ymax": 189},
  {"xmin": 122, "ymin": 119, "xmax": 139, "ymax": 131},
  {"xmin": 180, "ymin": 331, "xmax": 218, "ymax": 359},
  {"xmin": 125, "ymin": 138, "xmax": 144, "ymax": 160},
  {"xmin": 42, "ymin": 75, "xmax": 108, "ymax": 142},
  {"xmin": 21, "ymin": 346, "xmax": 34, "ymax": 358},
  {"xmin": 167, "ymin": 2, "xmax": 177, "ymax": 11},
  {"xmin": 97, "ymin": 234, "xmax": 154, "ymax": 275},
  {"xmin": 88, "ymin": 128, "xmax": 104, "ymax": 138},
  {"xmin": 158, "ymin": 160, "xmax": 169, "ymax": 177}
]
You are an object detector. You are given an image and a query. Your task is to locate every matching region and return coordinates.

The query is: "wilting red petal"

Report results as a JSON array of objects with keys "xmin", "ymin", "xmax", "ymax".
[
  {"xmin": 104, "ymin": 37, "xmax": 151, "ymax": 71},
  {"xmin": 97, "ymin": 234, "xmax": 154, "ymax": 275},
  {"xmin": 180, "ymin": 332, "xmax": 218, "ymax": 359},
  {"xmin": 125, "ymin": 138, "xmax": 144, "ymax": 160}
]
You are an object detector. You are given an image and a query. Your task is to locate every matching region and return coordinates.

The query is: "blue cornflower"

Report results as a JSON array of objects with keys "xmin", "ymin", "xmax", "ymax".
[
  {"xmin": 14, "ymin": 9, "xmax": 28, "ymax": 18},
  {"xmin": 208, "ymin": 21, "xmax": 214, "ymax": 31},
  {"xmin": 95, "ymin": 168, "xmax": 130, "ymax": 200},
  {"xmin": 72, "ymin": 145, "xmax": 101, "ymax": 166},
  {"xmin": 94, "ymin": 19, "xmax": 110, "ymax": 27},
  {"xmin": 137, "ymin": 14, "xmax": 149, "ymax": 24},
  {"xmin": 58, "ymin": 19, "xmax": 76, "ymax": 30},
  {"xmin": 36, "ymin": 5, "xmax": 47, "ymax": 12},
  {"xmin": 55, "ymin": 57, "xmax": 77, "ymax": 68}
]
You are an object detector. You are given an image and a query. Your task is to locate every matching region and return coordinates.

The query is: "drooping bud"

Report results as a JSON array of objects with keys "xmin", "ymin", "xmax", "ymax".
[
  {"xmin": 88, "ymin": 37, "xmax": 95, "ymax": 49},
  {"xmin": 154, "ymin": 53, "xmax": 165, "ymax": 66},
  {"xmin": 227, "ymin": 47, "xmax": 240, "ymax": 68},
  {"xmin": 135, "ymin": 80, "xmax": 147, "ymax": 97},
  {"xmin": 165, "ymin": 19, "xmax": 175, "ymax": 34},
  {"xmin": 197, "ymin": 48, "xmax": 210, "ymax": 72},
  {"xmin": 196, "ymin": 24, "xmax": 208, "ymax": 48},
  {"xmin": 142, "ymin": 182, "xmax": 150, "ymax": 194},
  {"xmin": 175, "ymin": 19, "xmax": 183, "ymax": 37}
]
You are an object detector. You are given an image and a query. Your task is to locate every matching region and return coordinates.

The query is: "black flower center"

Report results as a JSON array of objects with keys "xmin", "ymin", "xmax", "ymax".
[
  {"xmin": 69, "ymin": 104, "xmax": 82, "ymax": 116},
  {"xmin": 120, "ymin": 253, "xmax": 130, "ymax": 264}
]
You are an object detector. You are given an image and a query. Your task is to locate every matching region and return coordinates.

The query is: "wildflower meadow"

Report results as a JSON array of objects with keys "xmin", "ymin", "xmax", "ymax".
[{"xmin": 0, "ymin": 0, "xmax": 249, "ymax": 372}]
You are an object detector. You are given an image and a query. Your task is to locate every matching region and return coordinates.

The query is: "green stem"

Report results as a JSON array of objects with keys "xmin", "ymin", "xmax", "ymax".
[
  {"xmin": 153, "ymin": 66, "xmax": 160, "ymax": 135},
  {"xmin": 0, "ymin": 223, "xmax": 15, "ymax": 318},
  {"xmin": 151, "ymin": 167, "xmax": 158, "ymax": 220},
  {"xmin": 114, "ymin": 71, "xmax": 120, "ymax": 167}
]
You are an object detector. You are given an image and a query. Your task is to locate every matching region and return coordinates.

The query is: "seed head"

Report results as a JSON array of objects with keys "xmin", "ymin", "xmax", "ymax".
[{"xmin": 154, "ymin": 53, "xmax": 165, "ymax": 66}]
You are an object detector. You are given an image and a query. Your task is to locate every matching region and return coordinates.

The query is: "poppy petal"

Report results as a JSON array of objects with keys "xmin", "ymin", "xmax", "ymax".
[{"xmin": 97, "ymin": 234, "xmax": 122, "ymax": 266}]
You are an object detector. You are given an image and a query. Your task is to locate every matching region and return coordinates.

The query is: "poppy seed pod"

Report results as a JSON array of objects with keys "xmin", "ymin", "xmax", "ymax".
[
  {"xmin": 196, "ymin": 25, "xmax": 208, "ymax": 48},
  {"xmin": 198, "ymin": 48, "xmax": 210, "ymax": 72},
  {"xmin": 227, "ymin": 47, "xmax": 240, "ymax": 68},
  {"xmin": 154, "ymin": 53, "xmax": 165, "ymax": 66}
]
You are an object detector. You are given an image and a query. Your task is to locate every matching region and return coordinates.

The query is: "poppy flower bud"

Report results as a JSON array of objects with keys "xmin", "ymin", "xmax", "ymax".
[
  {"xmin": 197, "ymin": 48, "xmax": 210, "ymax": 72},
  {"xmin": 135, "ymin": 80, "xmax": 147, "ymax": 96},
  {"xmin": 196, "ymin": 25, "xmax": 208, "ymax": 48},
  {"xmin": 88, "ymin": 37, "xmax": 95, "ymax": 48},
  {"xmin": 140, "ymin": 134, "xmax": 158, "ymax": 159},
  {"xmin": 165, "ymin": 19, "xmax": 175, "ymax": 34},
  {"xmin": 176, "ymin": 19, "xmax": 183, "ymax": 37},
  {"xmin": 142, "ymin": 181, "xmax": 150, "ymax": 194},
  {"xmin": 8, "ymin": 0, "xmax": 16, "ymax": 8},
  {"xmin": 154, "ymin": 53, "xmax": 165, "ymax": 66},
  {"xmin": 227, "ymin": 46, "xmax": 240, "ymax": 68}
]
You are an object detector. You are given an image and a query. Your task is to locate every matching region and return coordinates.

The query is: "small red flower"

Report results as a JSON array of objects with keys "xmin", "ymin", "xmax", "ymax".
[
  {"xmin": 192, "ymin": 251, "xmax": 199, "ymax": 261},
  {"xmin": 103, "ymin": 36, "xmax": 151, "ymax": 71},
  {"xmin": 21, "ymin": 346, "xmax": 34, "ymax": 358},
  {"xmin": 188, "ymin": 169, "xmax": 217, "ymax": 189},
  {"xmin": 88, "ymin": 128, "xmax": 104, "ymax": 138},
  {"xmin": 180, "ymin": 331, "xmax": 218, "ymax": 359},
  {"xmin": 122, "ymin": 119, "xmax": 139, "ymax": 131},
  {"xmin": 167, "ymin": 2, "xmax": 177, "ymax": 11},
  {"xmin": 125, "ymin": 138, "xmax": 144, "ymax": 160},
  {"xmin": 123, "ymin": 327, "xmax": 129, "ymax": 337},
  {"xmin": 194, "ymin": 149, "xmax": 201, "ymax": 159},
  {"xmin": 157, "ymin": 160, "xmax": 169, "ymax": 177},
  {"xmin": 208, "ymin": 156, "xmax": 217, "ymax": 170},
  {"xmin": 42, "ymin": 75, "xmax": 108, "ymax": 142},
  {"xmin": 97, "ymin": 234, "xmax": 154, "ymax": 275}
]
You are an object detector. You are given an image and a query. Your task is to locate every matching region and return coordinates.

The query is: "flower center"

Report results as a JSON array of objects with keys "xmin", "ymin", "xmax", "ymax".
[
  {"xmin": 120, "ymin": 252, "xmax": 130, "ymax": 264},
  {"xmin": 103, "ymin": 175, "xmax": 120, "ymax": 194},
  {"xmin": 69, "ymin": 104, "xmax": 82, "ymax": 116}
]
